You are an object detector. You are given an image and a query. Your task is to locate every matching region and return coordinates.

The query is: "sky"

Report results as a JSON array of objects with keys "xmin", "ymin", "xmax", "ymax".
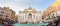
[{"xmin": 0, "ymin": 0, "xmax": 55, "ymax": 14}]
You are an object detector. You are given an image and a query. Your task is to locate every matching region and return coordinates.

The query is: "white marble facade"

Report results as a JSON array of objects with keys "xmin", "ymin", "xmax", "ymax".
[{"xmin": 18, "ymin": 7, "xmax": 42, "ymax": 23}]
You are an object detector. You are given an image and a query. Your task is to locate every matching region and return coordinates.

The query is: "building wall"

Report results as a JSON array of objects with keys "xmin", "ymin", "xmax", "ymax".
[
  {"xmin": 0, "ymin": 7, "xmax": 3, "ymax": 19},
  {"xmin": 0, "ymin": 7, "xmax": 15, "ymax": 21},
  {"xmin": 18, "ymin": 7, "xmax": 42, "ymax": 23},
  {"xmin": 42, "ymin": 0, "xmax": 60, "ymax": 18}
]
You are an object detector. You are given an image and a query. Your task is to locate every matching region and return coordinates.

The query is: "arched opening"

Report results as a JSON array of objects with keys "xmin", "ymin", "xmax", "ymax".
[
  {"xmin": 28, "ymin": 13, "xmax": 32, "ymax": 19},
  {"xmin": 28, "ymin": 13, "xmax": 32, "ymax": 22}
]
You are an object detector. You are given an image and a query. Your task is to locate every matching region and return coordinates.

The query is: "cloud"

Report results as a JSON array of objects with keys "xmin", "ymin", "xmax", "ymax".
[
  {"xmin": 0, "ymin": 0, "xmax": 30, "ymax": 14},
  {"xmin": 0, "ymin": 0, "xmax": 41, "ymax": 14}
]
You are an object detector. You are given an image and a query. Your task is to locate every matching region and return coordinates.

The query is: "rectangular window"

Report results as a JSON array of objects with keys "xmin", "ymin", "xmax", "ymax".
[
  {"xmin": 6, "ymin": 15, "xmax": 8, "ymax": 18},
  {"xmin": 0, "ymin": 15, "xmax": 3, "ymax": 16},
  {"xmin": 2, "ymin": 12, "xmax": 4, "ymax": 13},
  {"xmin": 0, "ymin": 14, "xmax": 3, "ymax": 18}
]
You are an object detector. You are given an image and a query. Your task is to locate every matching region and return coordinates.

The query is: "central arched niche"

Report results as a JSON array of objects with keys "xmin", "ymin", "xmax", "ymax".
[{"xmin": 28, "ymin": 13, "xmax": 32, "ymax": 19}]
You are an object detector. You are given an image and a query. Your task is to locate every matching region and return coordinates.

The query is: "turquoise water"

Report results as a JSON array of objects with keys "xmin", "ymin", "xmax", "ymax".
[{"xmin": 12, "ymin": 23, "xmax": 48, "ymax": 26}]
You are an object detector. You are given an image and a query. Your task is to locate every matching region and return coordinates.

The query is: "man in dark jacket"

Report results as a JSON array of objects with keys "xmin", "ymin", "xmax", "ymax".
[{"xmin": 47, "ymin": 14, "xmax": 60, "ymax": 26}]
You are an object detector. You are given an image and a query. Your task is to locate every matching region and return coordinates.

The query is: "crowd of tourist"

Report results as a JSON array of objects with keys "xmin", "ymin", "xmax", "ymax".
[
  {"xmin": 47, "ymin": 16, "xmax": 60, "ymax": 26},
  {"xmin": 0, "ymin": 18, "xmax": 17, "ymax": 26}
]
